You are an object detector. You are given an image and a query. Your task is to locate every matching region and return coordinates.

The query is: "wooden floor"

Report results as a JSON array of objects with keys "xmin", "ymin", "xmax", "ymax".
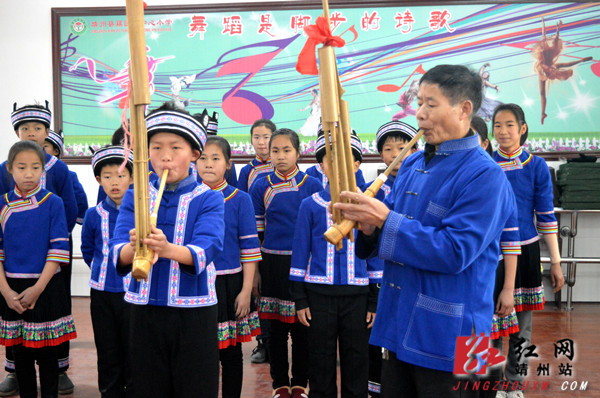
[{"xmin": 0, "ymin": 298, "xmax": 598, "ymax": 397}]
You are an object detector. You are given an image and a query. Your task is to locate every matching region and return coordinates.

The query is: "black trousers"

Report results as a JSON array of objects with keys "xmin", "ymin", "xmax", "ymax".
[
  {"xmin": 268, "ymin": 319, "xmax": 309, "ymax": 389},
  {"xmin": 14, "ymin": 345, "xmax": 58, "ymax": 398},
  {"xmin": 219, "ymin": 344, "xmax": 243, "ymax": 398},
  {"xmin": 306, "ymin": 290, "xmax": 369, "ymax": 398},
  {"xmin": 57, "ymin": 235, "xmax": 74, "ymax": 373},
  {"xmin": 90, "ymin": 289, "xmax": 132, "ymax": 398},
  {"xmin": 381, "ymin": 352, "xmax": 480, "ymax": 398},
  {"xmin": 129, "ymin": 304, "xmax": 219, "ymax": 398}
]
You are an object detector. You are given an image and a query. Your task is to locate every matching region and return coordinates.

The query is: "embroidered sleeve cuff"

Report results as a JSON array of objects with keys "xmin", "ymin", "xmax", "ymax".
[
  {"xmin": 0, "ymin": 249, "xmax": 4, "ymax": 262},
  {"xmin": 289, "ymin": 267, "xmax": 307, "ymax": 282},
  {"xmin": 368, "ymin": 270, "xmax": 383, "ymax": 284},
  {"xmin": 379, "ymin": 211, "xmax": 405, "ymax": 262},
  {"xmin": 240, "ymin": 248, "xmax": 262, "ymax": 263},
  {"xmin": 501, "ymin": 241, "xmax": 522, "ymax": 256},
  {"xmin": 536, "ymin": 221, "xmax": 558, "ymax": 234},
  {"xmin": 112, "ymin": 242, "xmax": 128, "ymax": 269},
  {"xmin": 256, "ymin": 217, "xmax": 265, "ymax": 232},
  {"xmin": 186, "ymin": 244, "xmax": 207, "ymax": 275},
  {"xmin": 76, "ymin": 217, "xmax": 84, "ymax": 225},
  {"xmin": 47, "ymin": 249, "xmax": 70, "ymax": 264}
]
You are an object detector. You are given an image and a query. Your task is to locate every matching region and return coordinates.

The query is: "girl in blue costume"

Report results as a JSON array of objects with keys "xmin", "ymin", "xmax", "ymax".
[
  {"xmin": 250, "ymin": 128, "xmax": 322, "ymax": 398},
  {"xmin": 196, "ymin": 136, "xmax": 261, "ymax": 398},
  {"xmin": 0, "ymin": 141, "xmax": 76, "ymax": 398},
  {"xmin": 492, "ymin": 103, "xmax": 564, "ymax": 397}
]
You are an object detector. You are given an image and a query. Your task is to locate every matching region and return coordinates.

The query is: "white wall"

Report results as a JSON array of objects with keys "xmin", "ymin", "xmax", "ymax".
[{"xmin": 1, "ymin": 1, "xmax": 598, "ymax": 303}]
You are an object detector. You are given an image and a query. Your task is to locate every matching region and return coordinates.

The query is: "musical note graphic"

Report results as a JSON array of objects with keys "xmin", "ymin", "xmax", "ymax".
[
  {"xmin": 377, "ymin": 63, "xmax": 426, "ymax": 93},
  {"xmin": 195, "ymin": 35, "xmax": 299, "ymax": 125},
  {"xmin": 60, "ymin": 33, "xmax": 79, "ymax": 65}
]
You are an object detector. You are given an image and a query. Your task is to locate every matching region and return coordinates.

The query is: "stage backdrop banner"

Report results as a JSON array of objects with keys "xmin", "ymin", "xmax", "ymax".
[{"xmin": 52, "ymin": 1, "xmax": 600, "ymax": 157}]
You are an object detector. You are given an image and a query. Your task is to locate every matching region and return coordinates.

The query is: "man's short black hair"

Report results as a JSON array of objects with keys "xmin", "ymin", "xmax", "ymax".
[{"xmin": 420, "ymin": 65, "xmax": 482, "ymax": 116}]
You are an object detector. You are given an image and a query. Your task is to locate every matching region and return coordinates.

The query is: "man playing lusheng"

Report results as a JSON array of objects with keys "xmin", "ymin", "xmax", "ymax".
[{"xmin": 334, "ymin": 64, "xmax": 517, "ymax": 397}]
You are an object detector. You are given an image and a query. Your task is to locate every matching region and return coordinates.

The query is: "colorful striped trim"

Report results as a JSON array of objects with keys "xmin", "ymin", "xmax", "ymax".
[
  {"xmin": 211, "ymin": 179, "xmax": 228, "ymax": 192},
  {"xmin": 0, "ymin": 250, "xmax": 4, "ymax": 262},
  {"xmin": 50, "ymin": 237, "xmax": 69, "ymax": 243},
  {"xmin": 497, "ymin": 146, "xmax": 523, "ymax": 160},
  {"xmin": 0, "ymin": 315, "xmax": 77, "ymax": 348},
  {"xmin": 274, "ymin": 165, "xmax": 299, "ymax": 181},
  {"xmin": 514, "ymin": 286, "xmax": 545, "ymax": 312},
  {"xmin": 258, "ymin": 296, "xmax": 297, "ymax": 323},
  {"xmin": 247, "ymin": 162, "xmax": 273, "ymax": 189},
  {"xmin": 255, "ymin": 216, "xmax": 265, "ymax": 232},
  {"xmin": 503, "ymin": 227, "xmax": 519, "ymax": 232},
  {"xmin": 240, "ymin": 248, "xmax": 262, "ymax": 262},
  {"xmin": 535, "ymin": 210, "xmax": 555, "ymax": 215},
  {"xmin": 6, "ymin": 267, "xmax": 61, "ymax": 279},
  {"xmin": 491, "ymin": 310, "xmax": 519, "ymax": 339},
  {"xmin": 47, "ymin": 249, "xmax": 70, "ymax": 264},
  {"xmin": 261, "ymin": 247, "xmax": 292, "ymax": 256},
  {"xmin": 215, "ymin": 266, "xmax": 242, "ymax": 275},
  {"xmin": 520, "ymin": 236, "xmax": 540, "ymax": 246},
  {"xmin": 217, "ymin": 310, "xmax": 261, "ymax": 349},
  {"xmin": 501, "ymin": 241, "xmax": 522, "ymax": 255},
  {"xmin": 537, "ymin": 221, "xmax": 558, "ymax": 234},
  {"xmin": 14, "ymin": 185, "xmax": 42, "ymax": 199},
  {"xmin": 240, "ymin": 234, "xmax": 258, "ymax": 240}
]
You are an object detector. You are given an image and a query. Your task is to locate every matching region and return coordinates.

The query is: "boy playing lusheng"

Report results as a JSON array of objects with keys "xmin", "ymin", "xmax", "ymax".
[
  {"xmin": 81, "ymin": 145, "xmax": 134, "ymax": 397},
  {"xmin": 290, "ymin": 130, "xmax": 379, "ymax": 398},
  {"xmin": 0, "ymin": 102, "xmax": 78, "ymax": 395},
  {"xmin": 110, "ymin": 102, "xmax": 225, "ymax": 398}
]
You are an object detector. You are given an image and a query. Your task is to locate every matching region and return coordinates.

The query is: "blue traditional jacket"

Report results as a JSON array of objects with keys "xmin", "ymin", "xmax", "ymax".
[
  {"xmin": 494, "ymin": 147, "xmax": 558, "ymax": 245},
  {"xmin": 210, "ymin": 180, "xmax": 261, "ymax": 274},
  {"xmin": 249, "ymin": 166, "xmax": 322, "ymax": 255},
  {"xmin": 306, "ymin": 164, "xmax": 366, "ymax": 190},
  {"xmin": 0, "ymin": 185, "xmax": 70, "ymax": 276},
  {"xmin": 110, "ymin": 175, "xmax": 225, "ymax": 307},
  {"xmin": 82, "ymin": 197, "xmax": 128, "ymax": 293},
  {"xmin": 69, "ymin": 171, "xmax": 88, "ymax": 225},
  {"xmin": 238, "ymin": 156, "xmax": 273, "ymax": 193},
  {"xmin": 358, "ymin": 134, "xmax": 517, "ymax": 372},
  {"xmin": 0, "ymin": 153, "xmax": 77, "ymax": 232},
  {"xmin": 290, "ymin": 190, "xmax": 382, "ymax": 286}
]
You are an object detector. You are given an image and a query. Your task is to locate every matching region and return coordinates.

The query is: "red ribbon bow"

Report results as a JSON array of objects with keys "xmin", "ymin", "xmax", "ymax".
[{"xmin": 296, "ymin": 16, "xmax": 346, "ymax": 76}]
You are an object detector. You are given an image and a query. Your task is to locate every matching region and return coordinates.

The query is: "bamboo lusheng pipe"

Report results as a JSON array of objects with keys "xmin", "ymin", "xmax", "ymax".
[
  {"xmin": 132, "ymin": 169, "xmax": 169, "ymax": 281},
  {"xmin": 323, "ymin": 129, "xmax": 424, "ymax": 247},
  {"xmin": 125, "ymin": 0, "xmax": 154, "ymax": 281},
  {"xmin": 316, "ymin": 0, "xmax": 358, "ymax": 249}
]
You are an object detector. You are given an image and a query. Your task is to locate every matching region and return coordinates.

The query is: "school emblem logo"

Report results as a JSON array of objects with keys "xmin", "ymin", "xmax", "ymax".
[{"xmin": 70, "ymin": 18, "xmax": 87, "ymax": 35}]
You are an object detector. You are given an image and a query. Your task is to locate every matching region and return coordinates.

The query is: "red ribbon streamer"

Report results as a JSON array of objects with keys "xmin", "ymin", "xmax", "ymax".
[{"xmin": 296, "ymin": 16, "xmax": 346, "ymax": 76}]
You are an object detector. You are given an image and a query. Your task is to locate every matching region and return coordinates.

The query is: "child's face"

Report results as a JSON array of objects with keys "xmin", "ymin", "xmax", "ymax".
[
  {"xmin": 96, "ymin": 164, "xmax": 132, "ymax": 204},
  {"xmin": 380, "ymin": 136, "xmax": 415, "ymax": 176},
  {"xmin": 149, "ymin": 132, "xmax": 200, "ymax": 185},
  {"xmin": 251, "ymin": 126, "xmax": 272, "ymax": 160},
  {"xmin": 17, "ymin": 122, "xmax": 49, "ymax": 147},
  {"xmin": 196, "ymin": 143, "xmax": 230, "ymax": 188},
  {"xmin": 270, "ymin": 135, "xmax": 299, "ymax": 175},
  {"xmin": 42, "ymin": 141, "xmax": 60, "ymax": 157},
  {"xmin": 9, "ymin": 150, "xmax": 44, "ymax": 192},
  {"xmin": 493, "ymin": 110, "xmax": 526, "ymax": 153}
]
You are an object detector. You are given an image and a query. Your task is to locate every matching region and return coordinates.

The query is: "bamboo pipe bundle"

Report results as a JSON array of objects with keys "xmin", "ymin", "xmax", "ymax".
[{"xmin": 323, "ymin": 129, "xmax": 424, "ymax": 247}]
